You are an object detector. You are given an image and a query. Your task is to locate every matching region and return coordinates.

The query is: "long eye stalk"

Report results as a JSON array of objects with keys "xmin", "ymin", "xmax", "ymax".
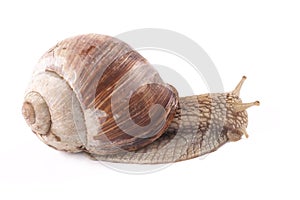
[{"xmin": 232, "ymin": 76, "xmax": 247, "ymax": 96}]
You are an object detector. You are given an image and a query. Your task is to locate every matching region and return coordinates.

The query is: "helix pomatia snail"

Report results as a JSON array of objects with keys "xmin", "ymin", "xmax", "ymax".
[{"xmin": 22, "ymin": 34, "xmax": 259, "ymax": 164}]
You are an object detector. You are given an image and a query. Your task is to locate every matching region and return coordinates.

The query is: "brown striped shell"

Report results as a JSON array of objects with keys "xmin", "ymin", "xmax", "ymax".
[{"xmin": 22, "ymin": 34, "xmax": 179, "ymax": 155}]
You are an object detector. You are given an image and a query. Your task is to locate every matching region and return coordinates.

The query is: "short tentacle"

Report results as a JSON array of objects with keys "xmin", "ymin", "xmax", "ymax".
[{"xmin": 238, "ymin": 127, "xmax": 249, "ymax": 138}]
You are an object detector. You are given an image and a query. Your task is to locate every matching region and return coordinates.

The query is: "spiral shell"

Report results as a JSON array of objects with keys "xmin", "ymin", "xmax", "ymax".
[{"xmin": 22, "ymin": 34, "xmax": 179, "ymax": 155}]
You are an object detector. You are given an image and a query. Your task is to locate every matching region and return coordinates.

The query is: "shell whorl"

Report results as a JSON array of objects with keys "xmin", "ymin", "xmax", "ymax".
[
  {"xmin": 22, "ymin": 71, "xmax": 86, "ymax": 152},
  {"xmin": 22, "ymin": 92, "xmax": 51, "ymax": 135}
]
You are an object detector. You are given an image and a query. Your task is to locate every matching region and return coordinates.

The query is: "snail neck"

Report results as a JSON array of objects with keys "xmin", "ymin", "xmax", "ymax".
[{"xmin": 166, "ymin": 94, "xmax": 229, "ymax": 158}]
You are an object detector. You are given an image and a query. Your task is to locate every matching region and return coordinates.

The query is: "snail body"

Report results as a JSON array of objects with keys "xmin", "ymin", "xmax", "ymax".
[{"xmin": 22, "ymin": 34, "xmax": 259, "ymax": 164}]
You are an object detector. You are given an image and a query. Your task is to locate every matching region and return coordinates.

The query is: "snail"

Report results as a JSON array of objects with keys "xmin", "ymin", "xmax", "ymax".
[{"xmin": 22, "ymin": 34, "xmax": 259, "ymax": 164}]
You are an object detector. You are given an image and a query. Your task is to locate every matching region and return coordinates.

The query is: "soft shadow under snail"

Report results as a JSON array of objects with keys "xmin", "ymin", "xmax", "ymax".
[{"xmin": 22, "ymin": 34, "xmax": 259, "ymax": 164}]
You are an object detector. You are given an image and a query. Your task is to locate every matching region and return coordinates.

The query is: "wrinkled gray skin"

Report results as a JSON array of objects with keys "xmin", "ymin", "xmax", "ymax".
[{"xmin": 92, "ymin": 88, "xmax": 257, "ymax": 164}]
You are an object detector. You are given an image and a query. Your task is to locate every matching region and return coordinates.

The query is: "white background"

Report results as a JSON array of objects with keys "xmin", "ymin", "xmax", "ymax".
[{"xmin": 0, "ymin": 0, "xmax": 299, "ymax": 199}]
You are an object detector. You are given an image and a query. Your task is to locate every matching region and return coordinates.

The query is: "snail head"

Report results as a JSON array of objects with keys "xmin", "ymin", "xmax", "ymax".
[{"xmin": 223, "ymin": 76, "xmax": 260, "ymax": 142}]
